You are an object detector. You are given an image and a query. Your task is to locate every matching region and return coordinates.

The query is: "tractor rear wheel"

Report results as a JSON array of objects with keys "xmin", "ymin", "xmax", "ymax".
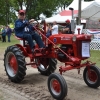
[
  {"xmin": 35, "ymin": 58, "xmax": 57, "ymax": 76},
  {"xmin": 47, "ymin": 73, "xmax": 67, "ymax": 100},
  {"xmin": 83, "ymin": 66, "xmax": 100, "ymax": 88},
  {"xmin": 4, "ymin": 45, "xmax": 26, "ymax": 83}
]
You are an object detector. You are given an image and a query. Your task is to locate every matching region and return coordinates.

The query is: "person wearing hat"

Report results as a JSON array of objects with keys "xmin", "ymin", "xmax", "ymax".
[
  {"xmin": 63, "ymin": 19, "xmax": 72, "ymax": 34},
  {"xmin": 14, "ymin": 10, "xmax": 45, "ymax": 53}
]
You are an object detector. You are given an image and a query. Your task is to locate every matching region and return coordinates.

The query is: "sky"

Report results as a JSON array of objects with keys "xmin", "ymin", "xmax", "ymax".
[{"xmin": 95, "ymin": 0, "xmax": 100, "ymax": 1}]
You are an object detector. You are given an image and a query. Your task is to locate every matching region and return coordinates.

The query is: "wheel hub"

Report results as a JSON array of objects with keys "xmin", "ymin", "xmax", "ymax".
[
  {"xmin": 35, "ymin": 58, "xmax": 49, "ymax": 70},
  {"xmin": 5, "ymin": 51, "xmax": 19, "ymax": 77},
  {"xmin": 9, "ymin": 55, "xmax": 18, "ymax": 74},
  {"xmin": 52, "ymin": 80, "xmax": 61, "ymax": 93},
  {"xmin": 89, "ymin": 70, "xmax": 98, "ymax": 82}
]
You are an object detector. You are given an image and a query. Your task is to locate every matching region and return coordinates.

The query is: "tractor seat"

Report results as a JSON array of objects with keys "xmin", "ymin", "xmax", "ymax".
[
  {"xmin": 15, "ymin": 35, "xmax": 24, "ymax": 40},
  {"xmin": 14, "ymin": 35, "xmax": 27, "ymax": 46}
]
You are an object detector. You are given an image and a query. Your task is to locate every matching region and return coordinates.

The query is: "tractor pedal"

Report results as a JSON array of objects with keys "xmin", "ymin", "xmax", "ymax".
[
  {"xmin": 34, "ymin": 48, "xmax": 46, "ymax": 55},
  {"xmin": 40, "ymin": 48, "xmax": 46, "ymax": 55}
]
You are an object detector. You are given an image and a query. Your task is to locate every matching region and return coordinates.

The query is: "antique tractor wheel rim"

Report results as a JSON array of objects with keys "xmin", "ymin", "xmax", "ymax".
[
  {"xmin": 86, "ymin": 70, "xmax": 98, "ymax": 84},
  {"xmin": 39, "ymin": 64, "xmax": 49, "ymax": 71},
  {"xmin": 35, "ymin": 58, "xmax": 49, "ymax": 71},
  {"xmin": 50, "ymin": 78, "xmax": 61, "ymax": 95},
  {"xmin": 39, "ymin": 64, "xmax": 45, "ymax": 69},
  {"xmin": 6, "ymin": 52, "xmax": 18, "ymax": 77}
]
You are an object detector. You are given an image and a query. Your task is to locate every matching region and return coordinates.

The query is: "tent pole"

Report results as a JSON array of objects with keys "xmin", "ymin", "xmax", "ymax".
[{"xmin": 78, "ymin": 0, "xmax": 81, "ymax": 25}]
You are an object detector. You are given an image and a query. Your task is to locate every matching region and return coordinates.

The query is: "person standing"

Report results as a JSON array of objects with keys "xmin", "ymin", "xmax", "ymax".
[
  {"xmin": 1, "ymin": 26, "xmax": 6, "ymax": 42},
  {"xmin": 6, "ymin": 26, "xmax": 12, "ymax": 42},
  {"xmin": 0, "ymin": 27, "xmax": 3, "ymax": 41},
  {"xmin": 51, "ymin": 21, "xmax": 58, "ymax": 35},
  {"xmin": 46, "ymin": 23, "xmax": 51, "ymax": 38}
]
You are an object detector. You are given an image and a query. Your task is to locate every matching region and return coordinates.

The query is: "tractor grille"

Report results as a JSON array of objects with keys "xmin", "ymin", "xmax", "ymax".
[{"xmin": 77, "ymin": 41, "xmax": 82, "ymax": 58}]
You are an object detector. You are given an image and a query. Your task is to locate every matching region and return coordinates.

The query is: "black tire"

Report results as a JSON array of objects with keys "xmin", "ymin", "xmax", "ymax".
[
  {"xmin": 83, "ymin": 66, "xmax": 100, "ymax": 88},
  {"xmin": 36, "ymin": 58, "xmax": 57, "ymax": 76},
  {"xmin": 4, "ymin": 45, "xmax": 26, "ymax": 83},
  {"xmin": 47, "ymin": 73, "xmax": 67, "ymax": 100}
]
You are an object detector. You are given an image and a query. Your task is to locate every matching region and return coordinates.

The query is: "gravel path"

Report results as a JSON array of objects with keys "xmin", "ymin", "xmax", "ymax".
[{"xmin": 0, "ymin": 53, "xmax": 100, "ymax": 100}]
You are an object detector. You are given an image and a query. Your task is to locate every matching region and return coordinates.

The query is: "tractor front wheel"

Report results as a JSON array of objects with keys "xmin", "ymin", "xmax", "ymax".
[
  {"xmin": 83, "ymin": 66, "xmax": 100, "ymax": 88},
  {"xmin": 4, "ymin": 45, "xmax": 26, "ymax": 83},
  {"xmin": 47, "ymin": 73, "xmax": 67, "ymax": 100}
]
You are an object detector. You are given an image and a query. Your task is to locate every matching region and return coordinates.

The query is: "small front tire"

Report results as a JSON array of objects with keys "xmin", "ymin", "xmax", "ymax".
[
  {"xmin": 83, "ymin": 66, "xmax": 100, "ymax": 88},
  {"xmin": 47, "ymin": 73, "xmax": 67, "ymax": 100}
]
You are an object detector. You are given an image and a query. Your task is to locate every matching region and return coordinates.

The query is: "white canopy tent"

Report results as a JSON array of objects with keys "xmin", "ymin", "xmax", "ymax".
[
  {"xmin": 75, "ymin": 1, "xmax": 100, "ymax": 21},
  {"xmin": 66, "ymin": 0, "xmax": 93, "ymax": 10},
  {"xmin": 44, "ymin": 0, "xmax": 94, "ymax": 23},
  {"xmin": 45, "ymin": 14, "xmax": 72, "ymax": 23}
]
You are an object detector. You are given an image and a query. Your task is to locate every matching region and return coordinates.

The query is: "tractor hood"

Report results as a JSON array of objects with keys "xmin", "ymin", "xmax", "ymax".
[{"xmin": 48, "ymin": 34, "xmax": 93, "ymax": 44}]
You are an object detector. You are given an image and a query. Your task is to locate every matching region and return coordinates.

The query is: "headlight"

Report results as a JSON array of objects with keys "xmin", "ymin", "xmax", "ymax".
[
  {"xmin": 91, "ymin": 34, "xmax": 94, "ymax": 40},
  {"xmin": 72, "ymin": 36, "xmax": 76, "ymax": 41}
]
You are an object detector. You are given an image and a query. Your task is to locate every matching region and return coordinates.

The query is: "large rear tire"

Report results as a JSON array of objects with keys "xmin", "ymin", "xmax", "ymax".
[
  {"xmin": 83, "ymin": 66, "xmax": 100, "ymax": 88},
  {"xmin": 36, "ymin": 58, "xmax": 57, "ymax": 76},
  {"xmin": 4, "ymin": 45, "xmax": 26, "ymax": 83},
  {"xmin": 47, "ymin": 73, "xmax": 67, "ymax": 100}
]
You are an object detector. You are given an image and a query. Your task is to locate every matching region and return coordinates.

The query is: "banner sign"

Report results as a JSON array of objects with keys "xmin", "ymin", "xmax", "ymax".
[{"xmin": 87, "ymin": 29, "xmax": 100, "ymax": 42}]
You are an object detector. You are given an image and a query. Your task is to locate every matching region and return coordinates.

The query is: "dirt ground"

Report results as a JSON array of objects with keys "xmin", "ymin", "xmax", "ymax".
[{"xmin": 0, "ymin": 51, "xmax": 100, "ymax": 100}]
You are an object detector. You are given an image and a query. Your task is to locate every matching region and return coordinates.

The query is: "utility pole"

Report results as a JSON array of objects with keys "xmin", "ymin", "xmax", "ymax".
[{"xmin": 78, "ymin": 0, "xmax": 82, "ymax": 25}]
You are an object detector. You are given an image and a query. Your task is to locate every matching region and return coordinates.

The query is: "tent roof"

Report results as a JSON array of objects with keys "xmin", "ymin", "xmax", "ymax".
[
  {"xmin": 45, "ymin": 14, "xmax": 71, "ymax": 23},
  {"xmin": 66, "ymin": 0, "xmax": 94, "ymax": 10},
  {"xmin": 59, "ymin": 10, "xmax": 78, "ymax": 16},
  {"xmin": 80, "ymin": 1, "xmax": 100, "ymax": 21},
  {"xmin": 45, "ymin": 10, "xmax": 78, "ymax": 23},
  {"xmin": 44, "ymin": 0, "xmax": 94, "ymax": 23}
]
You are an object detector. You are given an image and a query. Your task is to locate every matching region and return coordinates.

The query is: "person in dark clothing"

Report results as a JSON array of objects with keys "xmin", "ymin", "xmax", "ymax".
[
  {"xmin": 6, "ymin": 26, "xmax": 12, "ymax": 42},
  {"xmin": 63, "ymin": 19, "xmax": 72, "ymax": 34},
  {"xmin": 41, "ymin": 20, "xmax": 51, "ymax": 38},
  {"xmin": 1, "ymin": 27, "xmax": 6, "ymax": 42},
  {"xmin": 14, "ymin": 10, "xmax": 45, "ymax": 53}
]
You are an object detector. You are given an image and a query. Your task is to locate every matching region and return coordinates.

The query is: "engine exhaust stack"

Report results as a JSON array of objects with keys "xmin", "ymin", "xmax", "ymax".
[{"xmin": 69, "ymin": 7, "xmax": 75, "ymax": 34}]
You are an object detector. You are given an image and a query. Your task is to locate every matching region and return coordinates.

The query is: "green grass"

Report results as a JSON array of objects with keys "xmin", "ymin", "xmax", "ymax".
[
  {"xmin": 0, "ymin": 35, "xmax": 19, "ymax": 52},
  {"xmin": 0, "ymin": 35, "xmax": 100, "ymax": 67},
  {"xmin": 87, "ymin": 50, "xmax": 100, "ymax": 67}
]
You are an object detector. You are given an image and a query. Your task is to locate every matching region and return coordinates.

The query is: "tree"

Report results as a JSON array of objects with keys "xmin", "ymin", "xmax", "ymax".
[
  {"xmin": 9, "ymin": 0, "xmax": 58, "ymax": 19},
  {"xmin": 0, "ymin": 0, "xmax": 73, "ymax": 25},
  {"xmin": 10, "ymin": 0, "xmax": 73, "ymax": 19},
  {"xmin": 0, "ymin": 0, "xmax": 17, "ymax": 25},
  {"xmin": 57, "ymin": 0, "xmax": 73, "ymax": 11}
]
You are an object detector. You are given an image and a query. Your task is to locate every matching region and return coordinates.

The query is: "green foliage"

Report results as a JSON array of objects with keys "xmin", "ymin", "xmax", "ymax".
[
  {"xmin": 0, "ymin": 0, "xmax": 73, "ymax": 24},
  {"xmin": 0, "ymin": 0, "xmax": 17, "ymax": 25},
  {"xmin": 57, "ymin": 0, "xmax": 73, "ymax": 10}
]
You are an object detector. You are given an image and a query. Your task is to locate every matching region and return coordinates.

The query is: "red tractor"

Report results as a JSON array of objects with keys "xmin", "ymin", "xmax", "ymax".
[
  {"xmin": 47, "ymin": 8, "xmax": 100, "ymax": 100},
  {"xmin": 47, "ymin": 31, "xmax": 100, "ymax": 100},
  {"xmin": 4, "ymin": 21, "xmax": 100, "ymax": 99},
  {"xmin": 4, "ymin": 23, "xmax": 57, "ymax": 82},
  {"xmin": 4, "ymin": 18, "xmax": 100, "ymax": 100}
]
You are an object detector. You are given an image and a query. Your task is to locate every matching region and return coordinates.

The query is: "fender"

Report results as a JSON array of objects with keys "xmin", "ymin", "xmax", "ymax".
[{"xmin": 15, "ymin": 44, "xmax": 28, "ymax": 57}]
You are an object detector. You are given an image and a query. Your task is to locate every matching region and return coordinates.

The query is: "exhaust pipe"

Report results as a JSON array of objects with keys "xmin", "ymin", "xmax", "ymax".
[{"xmin": 69, "ymin": 7, "xmax": 75, "ymax": 33}]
